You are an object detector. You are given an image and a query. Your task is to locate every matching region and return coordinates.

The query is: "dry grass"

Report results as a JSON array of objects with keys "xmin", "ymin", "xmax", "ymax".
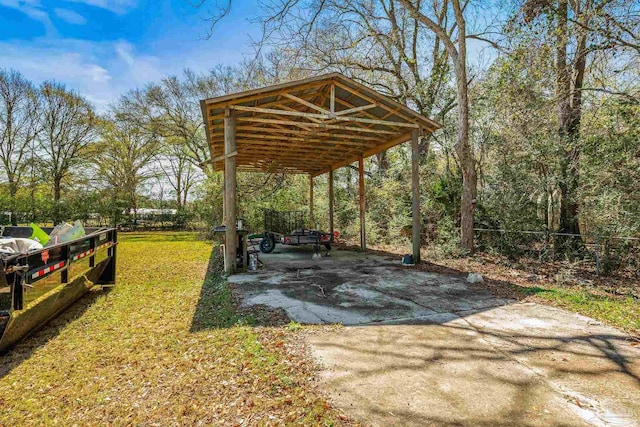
[{"xmin": 0, "ymin": 232, "xmax": 348, "ymax": 426}]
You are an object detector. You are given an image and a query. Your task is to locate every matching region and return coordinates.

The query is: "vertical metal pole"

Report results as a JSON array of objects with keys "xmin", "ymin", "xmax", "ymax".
[
  {"xmin": 309, "ymin": 174, "xmax": 314, "ymax": 229},
  {"xmin": 224, "ymin": 107, "xmax": 237, "ymax": 274},
  {"xmin": 329, "ymin": 168, "xmax": 334, "ymax": 240},
  {"xmin": 411, "ymin": 129, "xmax": 421, "ymax": 263},
  {"xmin": 358, "ymin": 155, "xmax": 366, "ymax": 251}
]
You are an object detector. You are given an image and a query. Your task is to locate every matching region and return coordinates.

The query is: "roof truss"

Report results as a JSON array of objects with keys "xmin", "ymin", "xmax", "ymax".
[{"xmin": 200, "ymin": 73, "xmax": 441, "ymax": 176}]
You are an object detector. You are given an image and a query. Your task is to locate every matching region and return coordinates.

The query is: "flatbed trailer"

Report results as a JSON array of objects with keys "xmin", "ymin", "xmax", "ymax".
[
  {"xmin": 257, "ymin": 209, "xmax": 333, "ymax": 253},
  {"xmin": 0, "ymin": 226, "xmax": 117, "ymax": 354}
]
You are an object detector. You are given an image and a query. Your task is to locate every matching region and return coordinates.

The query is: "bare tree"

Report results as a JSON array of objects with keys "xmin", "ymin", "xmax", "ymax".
[
  {"xmin": 117, "ymin": 69, "xmax": 252, "ymax": 171},
  {"xmin": 517, "ymin": 0, "xmax": 640, "ymax": 247},
  {"xmin": 158, "ymin": 143, "xmax": 201, "ymax": 208},
  {"xmin": 245, "ymin": 0, "xmax": 456, "ymax": 178},
  {"xmin": 37, "ymin": 82, "xmax": 97, "ymax": 223},
  {"xmin": 197, "ymin": 0, "xmax": 482, "ymax": 251},
  {"xmin": 394, "ymin": 0, "xmax": 478, "ymax": 252},
  {"xmin": 93, "ymin": 115, "xmax": 160, "ymax": 223},
  {"xmin": 0, "ymin": 69, "xmax": 40, "ymax": 224}
]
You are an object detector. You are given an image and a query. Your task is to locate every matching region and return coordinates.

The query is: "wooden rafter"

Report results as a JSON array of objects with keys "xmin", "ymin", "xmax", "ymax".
[
  {"xmin": 201, "ymin": 73, "xmax": 441, "ymax": 175},
  {"xmin": 230, "ymin": 105, "xmax": 419, "ymax": 129}
]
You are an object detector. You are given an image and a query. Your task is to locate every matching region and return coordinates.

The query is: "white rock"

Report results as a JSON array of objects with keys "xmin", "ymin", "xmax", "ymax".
[{"xmin": 466, "ymin": 273, "xmax": 484, "ymax": 283}]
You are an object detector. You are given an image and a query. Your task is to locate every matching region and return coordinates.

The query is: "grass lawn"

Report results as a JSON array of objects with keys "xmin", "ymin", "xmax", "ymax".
[
  {"xmin": 521, "ymin": 286, "xmax": 640, "ymax": 333},
  {"xmin": 0, "ymin": 232, "xmax": 345, "ymax": 425}
]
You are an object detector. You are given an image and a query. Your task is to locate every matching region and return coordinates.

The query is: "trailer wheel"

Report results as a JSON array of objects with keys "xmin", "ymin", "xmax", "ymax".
[{"xmin": 259, "ymin": 237, "xmax": 276, "ymax": 253}]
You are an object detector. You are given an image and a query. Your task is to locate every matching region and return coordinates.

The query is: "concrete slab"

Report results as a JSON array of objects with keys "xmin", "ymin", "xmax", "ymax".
[
  {"xmin": 230, "ymin": 246, "xmax": 509, "ymax": 325},
  {"xmin": 231, "ymin": 246, "xmax": 640, "ymax": 426}
]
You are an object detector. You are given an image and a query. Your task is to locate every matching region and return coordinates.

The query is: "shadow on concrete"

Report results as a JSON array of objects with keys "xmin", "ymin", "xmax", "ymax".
[
  {"xmin": 0, "ymin": 287, "xmax": 110, "ymax": 379},
  {"xmin": 190, "ymin": 244, "xmax": 640, "ymax": 425},
  {"xmin": 223, "ymin": 244, "xmax": 515, "ymax": 326},
  {"xmin": 308, "ymin": 320, "xmax": 640, "ymax": 426}
]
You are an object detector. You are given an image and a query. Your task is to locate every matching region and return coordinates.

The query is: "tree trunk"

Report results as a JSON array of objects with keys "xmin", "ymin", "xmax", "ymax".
[
  {"xmin": 556, "ymin": 0, "xmax": 585, "ymax": 253},
  {"xmin": 53, "ymin": 177, "xmax": 62, "ymax": 224},
  {"xmin": 176, "ymin": 173, "xmax": 182, "ymax": 207},
  {"xmin": 9, "ymin": 180, "xmax": 18, "ymax": 225},
  {"xmin": 453, "ymin": 6, "xmax": 476, "ymax": 254}
]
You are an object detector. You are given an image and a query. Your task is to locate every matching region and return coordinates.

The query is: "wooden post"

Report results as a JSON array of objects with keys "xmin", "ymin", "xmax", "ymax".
[
  {"xmin": 358, "ymin": 155, "xmax": 366, "ymax": 251},
  {"xmin": 330, "ymin": 84, "xmax": 335, "ymax": 113},
  {"xmin": 309, "ymin": 174, "xmax": 314, "ymax": 228},
  {"xmin": 411, "ymin": 129, "xmax": 420, "ymax": 263},
  {"xmin": 329, "ymin": 168, "xmax": 334, "ymax": 239},
  {"xmin": 224, "ymin": 107, "xmax": 237, "ymax": 274}
]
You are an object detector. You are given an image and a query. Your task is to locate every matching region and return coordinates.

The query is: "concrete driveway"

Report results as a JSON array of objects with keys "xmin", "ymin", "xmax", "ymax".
[{"xmin": 229, "ymin": 246, "xmax": 640, "ymax": 426}]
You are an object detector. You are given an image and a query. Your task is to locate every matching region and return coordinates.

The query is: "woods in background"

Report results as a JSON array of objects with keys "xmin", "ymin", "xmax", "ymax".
[{"xmin": 1, "ymin": 0, "xmax": 638, "ymax": 262}]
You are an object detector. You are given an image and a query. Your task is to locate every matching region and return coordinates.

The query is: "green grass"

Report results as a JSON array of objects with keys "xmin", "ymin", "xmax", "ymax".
[
  {"xmin": 0, "ymin": 232, "xmax": 342, "ymax": 425},
  {"xmin": 521, "ymin": 286, "xmax": 640, "ymax": 333}
]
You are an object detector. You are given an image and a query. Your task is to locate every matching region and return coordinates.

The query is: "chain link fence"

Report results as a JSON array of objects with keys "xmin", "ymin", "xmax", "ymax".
[{"xmin": 473, "ymin": 228, "xmax": 640, "ymax": 278}]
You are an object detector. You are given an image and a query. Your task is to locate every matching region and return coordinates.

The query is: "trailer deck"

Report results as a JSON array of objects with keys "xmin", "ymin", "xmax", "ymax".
[{"xmin": 0, "ymin": 226, "xmax": 117, "ymax": 353}]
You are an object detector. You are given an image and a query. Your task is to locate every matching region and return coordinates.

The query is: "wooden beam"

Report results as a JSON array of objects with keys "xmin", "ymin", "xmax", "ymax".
[
  {"xmin": 358, "ymin": 155, "xmax": 366, "ymax": 251},
  {"xmin": 411, "ymin": 129, "xmax": 420, "ymax": 263},
  {"xmin": 224, "ymin": 107, "xmax": 237, "ymax": 274},
  {"xmin": 334, "ymin": 103, "xmax": 377, "ymax": 116},
  {"xmin": 314, "ymin": 132, "xmax": 412, "ymax": 177},
  {"xmin": 231, "ymin": 104, "xmax": 419, "ymax": 129},
  {"xmin": 274, "ymin": 103, "xmax": 323, "ymax": 124},
  {"xmin": 220, "ymin": 131, "xmax": 373, "ymax": 149},
  {"xmin": 212, "ymin": 150, "xmax": 237, "ymax": 163},
  {"xmin": 333, "ymin": 115, "xmax": 419, "ymax": 129},
  {"xmin": 309, "ymin": 174, "xmax": 314, "ymax": 228},
  {"xmin": 231, "ymin": 104, "xmax": 326, "ymax": 120},
  {"xmin": 213, "ymin": 144, "xmax": 358, "ymax": 161},
  {"xmin": 208, "ymin": 91, "xmax": 325, "ymax": 120},
  {"xmin": 237, "ymin": 117, "xmax": 398, "ymax": 134},
  {"xmin": 332, "ymin": 96, "xmax": 383, "ymax": 121},
  {"xmin": 205, "ymin": 77, "xmax": 330, "ymax": 108},
  {"xmin": 329, "ymin": 169, "xmax": 334, "ymax": 240},
  {"xmin": 332, "ymin": 78, "xmax": 441, "ymax": 131},
  {"xmin": 232, "ymin": 125, "xmax": 386, "ymax": 142},
  {"xmin": 283, "ymin": 93, "xmax": 329, "ymax": 114},
  {"xmin": 330, "ymin": 84, "xmax": 335, "ymax": 113},
  {"xmin": 211, "ymin": 128, "xmax": 386, "ymax": 146}
]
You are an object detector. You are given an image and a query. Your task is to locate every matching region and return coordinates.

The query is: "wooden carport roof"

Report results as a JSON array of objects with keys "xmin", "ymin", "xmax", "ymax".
[{"xmin": 200, "ymin": 72, "xmax": 441, "ymax": 176}]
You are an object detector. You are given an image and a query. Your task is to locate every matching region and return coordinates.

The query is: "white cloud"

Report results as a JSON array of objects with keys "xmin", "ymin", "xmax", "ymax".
[
  {"xmin": 66, "ymin": 0, "xmax": 137, "ymax": 14},
  {"xmin": 115, "ymin": 41, "xmax": 135, "ymax": 66},
  {"xmin": 54, "ymin": 8, "xmax": 87, "ymax": 25},
  {"xmin": 0, "ymin": 0, "xmax": 56, "ymax": 35},
  {"xmin": 0, "ymin": 38, "xmax": 184, "ymax": 111},
  {"xmin": 0, "ymin": 39, "xmax": 119, "ymax": 110}
]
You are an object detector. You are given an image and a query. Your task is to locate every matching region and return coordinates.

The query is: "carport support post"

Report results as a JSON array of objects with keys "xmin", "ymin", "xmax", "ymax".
[
  {"xmin": 358, "ymin": 155, "xmax": 366, "ymax": 251},
  {"xmin": 411, "ymin": 129, "xmax": 420, "ymax": 263},
  {"xmin": 309, "ymin": 174, "xmax": 314, "ymax": 228},
  {"xmin": 329, "ymin": 168, "xmax": 334, "ymax": 240},
  {"xmin": 224, "ymin": 107, "xmax": 237, "ymax": 274}
]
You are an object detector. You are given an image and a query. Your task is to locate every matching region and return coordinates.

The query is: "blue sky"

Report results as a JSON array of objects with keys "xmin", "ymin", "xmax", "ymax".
[{"xmin": 0, "ymin": 0, "xmax": 261, "ymax": 110}]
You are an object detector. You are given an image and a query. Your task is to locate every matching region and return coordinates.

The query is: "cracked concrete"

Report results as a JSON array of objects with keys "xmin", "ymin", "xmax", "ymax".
[{"xmin": 230, "ymin": 246, "xmax": 640, "ymax": 426}]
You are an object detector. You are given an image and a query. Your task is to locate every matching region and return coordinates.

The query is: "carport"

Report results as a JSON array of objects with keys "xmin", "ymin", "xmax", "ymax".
[{"xmin": 200, "ymin": 73, "xmax": 441, "ymax": 273}]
